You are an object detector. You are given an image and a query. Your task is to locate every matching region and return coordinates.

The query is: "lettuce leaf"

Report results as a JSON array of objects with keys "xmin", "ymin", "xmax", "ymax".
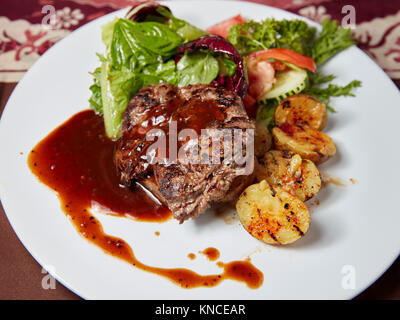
[
  {"xmin": 309, "ymin": 19, "xmax": 354, "ymax": 65},
  {"xmin": 217, "ymin": 55, "xmax": 237, "ymax": 77},
  {"xmin": 228, "ymin": 19, "xmax": 315, "ymax": 56},
  {"xmin": 89, "ymin": 18, "xmax": 184, "ymax": 139},
  {"xmin": 178, "ymin": 35, "xmax": 247, "ymax": 97},
  {"xmin": 141, "ymin": 59, "xmax": 178, "ymax": 86},
  {"xmin": 303, "ymin": 72, "xmax": 361, "ymax": 111},
  {"xmin": 176, "ymin": 51, "xmax": 219, "ymax": 87},
  {"xmin": 101, "ymin": 18, "xmax": 118, "ymax": 50},
  {"xmin": 110, "ymin": 19, "xmax": 182, "ymax": 70},
  {"xmin": 88, "ymin": 83, "xmax": 102, "ymax": 114},
  {"xmin": 100, "ymin": 61, "xmax": 143, "ymax": 138},
  {"xmin": 256, "ymin": 99, "xmax": 278, "ymax": 131},
  {"xmin": 227, "ymin": 17, "xmax": 353, "ymax": 66},
  {"xmin": 88, "ymin": 67, "xmax": 103, "ymax": 113},
  {"xmin": 156, "ymin": 6, "xmax": 207, "ymax": 41}
]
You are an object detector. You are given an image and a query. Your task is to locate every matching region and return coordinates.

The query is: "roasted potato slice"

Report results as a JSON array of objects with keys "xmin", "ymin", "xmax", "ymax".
[
  {"xmin": 272, "ymin": 124, "xmax": 336, "ymax": 164},
  {"xmin": 236, "ymin": 180, "xmax": 310, "ymax": 245},
  {"xmin": 255, "ymin": 121, "xmax": 272, "ymax": 157},
  {"xmin": 256, "ymin": 150, "xmax": 321, "ymax": 201},
  {"xmin": 274, "ymin": 94, "xmax": 327, "ymax": 130}
]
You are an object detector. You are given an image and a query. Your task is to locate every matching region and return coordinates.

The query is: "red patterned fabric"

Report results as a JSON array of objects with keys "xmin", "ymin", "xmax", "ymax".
[
  {"xmin": 0, "ymin": 0, "xmax": 399, "ymax": 82},
  {"xmin": 285, "ymin": 0, "xmax": 400, "ymax": 79}
]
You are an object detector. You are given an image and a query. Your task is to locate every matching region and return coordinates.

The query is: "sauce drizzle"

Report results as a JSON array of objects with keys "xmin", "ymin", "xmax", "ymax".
[
  {"xmin": 200, "ymin": 247, "xmax": 220, "ymax": 261},
  {"xmin": 321, "ymin": 172, "xmax": 346, "ymax": 187},
  {"xmin": 28, "ymin": 110, "xmax": 263, "ymax": 289}
]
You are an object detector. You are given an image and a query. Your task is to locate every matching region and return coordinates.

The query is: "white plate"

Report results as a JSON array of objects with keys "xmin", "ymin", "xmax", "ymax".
[{"xmin": 0, "ymin": 0, "xmax": 399, "ymax": 300}]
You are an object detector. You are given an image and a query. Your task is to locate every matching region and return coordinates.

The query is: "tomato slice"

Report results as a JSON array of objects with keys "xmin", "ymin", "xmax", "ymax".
[
  {"xmin": 247, "ymin": 48, "xmax": 316, "ymax": 73},
  {"xmin": 206, "ymin": 14, "xmax": 246, "ymax": 39},
  {"xmin": 270, "ymin": 60, "xmax": 287, "ymax": 71}
]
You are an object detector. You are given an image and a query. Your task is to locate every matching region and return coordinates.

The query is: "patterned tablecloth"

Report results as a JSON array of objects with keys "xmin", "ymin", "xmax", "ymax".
[
  {"xmin": 0, "ymin": 0, "xmax": 400, "ymax": 83},
  {"xmin": 0, "ymin": 0, "xmax": 400, "ymax": 300}
]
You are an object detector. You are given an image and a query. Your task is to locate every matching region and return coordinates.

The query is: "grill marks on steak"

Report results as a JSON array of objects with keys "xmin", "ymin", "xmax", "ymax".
[
  {"xmin": 115, "ymin": 84, "xmax": 177, "ymax": 182},
  {"xmin": 115, "ymin": 83, "xmax": 255, "ymax": 222}
]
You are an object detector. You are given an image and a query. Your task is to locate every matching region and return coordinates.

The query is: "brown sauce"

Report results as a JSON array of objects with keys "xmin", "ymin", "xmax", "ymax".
[
  {"xmin": 200, "ymin": 247, "xmax": 220, "ymax": 261},
  {"xmin": 136, "ymin": 95, "xmax": 225, "ymax": 137},
  {"xmin": 29, "ymin": 110, "xmax": 171, "ymax": 223},
  {"xmin": 220, "ymin": 260, "xmax": 262, "ymax": 289},
  {"xmin": 187, "ymin": 253, "xmax": 196, "ymax": 260},
  {"xmin": 28, "ymin": 109, "xmax": 263, "ymax": 289},
  {"xmin": 119, "ymin": 94, "xmax": 227, "ymax": 175}
]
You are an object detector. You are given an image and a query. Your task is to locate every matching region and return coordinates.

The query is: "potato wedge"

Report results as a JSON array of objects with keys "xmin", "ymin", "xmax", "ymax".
[
  {"xmin": 255, "ymin": 121, "xmax": 272, "ymax": 157},
  {"xmin": 272, "ymin": 124, "xmax": 336, "ymax": 164},
  {"xmin": 256, "ymin": 150, "xmax": 321, "ymax": 201},
  {"xmin": 274, "ymin": 94, "xmax": 327, "ymax": 130},
  {"xmin": 236, "ymin": 180, "xmax": 310, "ymax": 245}
]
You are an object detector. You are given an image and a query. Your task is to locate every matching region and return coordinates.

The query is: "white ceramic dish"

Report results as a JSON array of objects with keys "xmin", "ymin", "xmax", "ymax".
[{"xmin": 0, "ymin": 1, "xmax": 399, "ymax": 299}]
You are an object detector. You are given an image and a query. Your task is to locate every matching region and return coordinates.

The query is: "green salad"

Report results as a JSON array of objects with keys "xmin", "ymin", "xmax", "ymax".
[
  {"xmin": 89, "ymin": 3, "xmax": 361, "ymax": 139},
  {"xmin": 228, "ymin": 18, "xmax": 361, "ymax": 127}
]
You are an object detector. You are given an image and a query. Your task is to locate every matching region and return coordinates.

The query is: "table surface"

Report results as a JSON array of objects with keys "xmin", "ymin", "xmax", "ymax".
[{"xmin": 0, "ymin": 81, "xmax": 399, "ymax": 300}]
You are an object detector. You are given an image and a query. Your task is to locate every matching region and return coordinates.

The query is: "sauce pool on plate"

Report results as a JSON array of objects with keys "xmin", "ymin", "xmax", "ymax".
[{"xmin": 28, "ymin": 109, "xmax": 263, "ymax": 289}]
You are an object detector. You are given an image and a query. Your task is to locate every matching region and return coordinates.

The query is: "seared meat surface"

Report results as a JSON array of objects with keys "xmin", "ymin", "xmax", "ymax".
[{"xmin": 115, "ymin": 83, "xmax": 255, "ymax": 222}]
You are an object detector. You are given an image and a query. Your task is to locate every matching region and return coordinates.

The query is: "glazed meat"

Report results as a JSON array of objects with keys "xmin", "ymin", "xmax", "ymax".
[{"xmin": 115, "ymin": 83, "xmax": 255, "ymax": 222}]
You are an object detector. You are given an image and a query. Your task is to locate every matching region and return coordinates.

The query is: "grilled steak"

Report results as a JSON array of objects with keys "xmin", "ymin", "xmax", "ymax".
[{"xmin": 115, "ymin": 83, "xmax": 255, "ymax": 222}]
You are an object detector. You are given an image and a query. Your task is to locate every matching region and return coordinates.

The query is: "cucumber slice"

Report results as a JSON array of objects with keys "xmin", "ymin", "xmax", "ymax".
[{"xmin": 258, "ymin": 68, "xmax": 307, "ymax": 103}]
